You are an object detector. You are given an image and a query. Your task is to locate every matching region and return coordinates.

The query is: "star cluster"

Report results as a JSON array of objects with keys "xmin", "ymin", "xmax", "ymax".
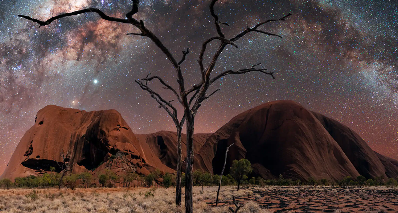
[{"xmin": 0, "ymin": 0, "xmax": 397, "ymax": 175}]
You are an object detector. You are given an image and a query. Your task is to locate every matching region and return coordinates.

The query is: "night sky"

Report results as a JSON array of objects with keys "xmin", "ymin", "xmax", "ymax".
[{"xmin": 0, "ymin": 0, "xmax": 397, "ymax": 175}]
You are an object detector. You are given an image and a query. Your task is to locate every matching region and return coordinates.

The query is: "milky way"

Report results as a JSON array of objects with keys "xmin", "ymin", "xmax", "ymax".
[{"xmin": 0, "ymin": 0, "xmax": 397, "ymax": 175}]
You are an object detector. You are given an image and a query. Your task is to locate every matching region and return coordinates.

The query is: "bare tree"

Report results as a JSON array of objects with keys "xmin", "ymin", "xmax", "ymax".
[
  {"xmin": 216, "ymin": 143, "xmax": 234, "ymax": 206},
  {"xmin": 19, "ymin": 1, "xmax": 290, "ymax": 212}
]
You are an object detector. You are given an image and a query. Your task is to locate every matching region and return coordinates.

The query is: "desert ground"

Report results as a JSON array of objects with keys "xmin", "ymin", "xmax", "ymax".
[{"xmin": 0, "ymin": 186, "xmax": 397, "ymax": 212}]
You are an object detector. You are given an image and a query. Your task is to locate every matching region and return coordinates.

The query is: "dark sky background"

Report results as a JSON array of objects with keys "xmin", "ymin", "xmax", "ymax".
[{"xmin": 0, "ymin": 0, "xmax": 397, "ymax": 175}]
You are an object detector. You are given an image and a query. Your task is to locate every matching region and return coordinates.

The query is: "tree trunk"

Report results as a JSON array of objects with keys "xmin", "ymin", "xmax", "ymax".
[
  {"xmin": 216, "ymin": 143, "xmax": 233, "ymax": 206},
  {"xmin": 175, "ymin": 127, "xmax": 183, "ymax": 206},
  {"xmin": 237, "ymin": 180, "xmax": 240, "ymax": 191},
  {"xmin": 185, "ymin": 114, "xmax": 195, "ymax": 213},
  {"xmin": 58, "ymin": 170, "xmax": 66, "ymax": 189}
]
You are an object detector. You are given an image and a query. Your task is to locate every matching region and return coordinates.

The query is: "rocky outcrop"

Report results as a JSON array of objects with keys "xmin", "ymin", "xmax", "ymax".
[
  {"xmin": 1, "ymin": 105, "xmax": 172, "ymax": 180},
  {"xmin": 3, "ymin": 101, "xmax": 398, "ymax": 182},
  {"xmin": 198, "ymin": 100, "xmax": 398, "ymax": 181},
  {"xmin": 135, "ymin": 131, "xmax": 211, "ymax": 173}
]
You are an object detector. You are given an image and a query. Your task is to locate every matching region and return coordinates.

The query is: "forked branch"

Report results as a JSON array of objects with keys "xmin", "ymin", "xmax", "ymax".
[
  {"xmin": 135, "ymin": 79, "xmax": 178, "ymax": 124},
  {"xmin": 140, "ymin": 75, "xmax": 182, "ymax": 104},
  {"xmin": 210, "ymin": 63, "xmax": 275, "ymax": 85},
  {"xmin": 231, "ymin": 13, "xmax": 292, "ymax": 42}
]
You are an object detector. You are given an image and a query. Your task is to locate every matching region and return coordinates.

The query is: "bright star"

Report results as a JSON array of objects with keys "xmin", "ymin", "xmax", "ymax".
[{"xmin": 93, "ymin": 79, "xmax": 98, "ymax": 84}]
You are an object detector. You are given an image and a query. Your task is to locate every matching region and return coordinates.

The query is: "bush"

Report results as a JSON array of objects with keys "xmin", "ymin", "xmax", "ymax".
[
  {"xmin": 78, "ymin": 172, "xmax": 92, "ymax": 188},
  {"xmin": 356, "ymin": 175, "xmax": 366, "ymax": 186},
  {"xmin": 123, "ymin": 172, "xmax": 138, "ymax": 187},
  {"xmin": 144, "ymin": 173, "xmax": 155, "ymax": 187},
  {"xmin": 64, "ymin": 174, "xmax": 79, "ymax": 190},
  {"xmin": 0, "ymin": 178, "xmax": 12, "ymax": 189},
  {"xmin": 26, "ymin": 190, "xmax": 39, "ymax": 201},
  {"xmin": 230, "ymin": 159, "xmax": 252, "ymax": 190},
  {"xmin": 387, "ymin": 178, "xmax": 398, "ymax": 186},
  {"xmin": 99, "ymin": 174, "xmax": 109, "ymax": 187},
  {"xmin": 98, "ymin": 170, "xmax": 118, "ymax": 187},
  {"xmin": 162, "ymin": 173, "xmax": 173, "ymax": 188},
  {"xmin": 365, "ymin": 178, "xmax": 375, "ymax": 186}
]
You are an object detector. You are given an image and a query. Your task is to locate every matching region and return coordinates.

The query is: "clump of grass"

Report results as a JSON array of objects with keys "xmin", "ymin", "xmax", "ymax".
[
  {"xmin": 144, "ymin": 188, "xmax": 156, "ymax": 198},
  {"xmin": 25, "ymin": 190, "xmax": 39, "ymax": 201}
]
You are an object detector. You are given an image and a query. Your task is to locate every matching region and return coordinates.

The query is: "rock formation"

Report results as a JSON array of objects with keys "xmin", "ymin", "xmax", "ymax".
[
  {"xmin": 1, "ymin": 105, "xmax": 174, "ymax": 180},
  {"xmin": 2, "ymin": 101, "xmax": 398, "ymax": 182},
  {"xmin": 198, "ymin": 100, "xmax": 398, "ymax": 181}
]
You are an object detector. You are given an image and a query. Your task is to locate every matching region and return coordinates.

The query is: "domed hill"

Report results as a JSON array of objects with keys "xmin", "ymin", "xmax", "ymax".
[
  {"xmin": 135, "ymin": 131, "xmax": 212, "ymax": 173},
  {"xmin": 1, "ymin": 105, "xmax": 174, "ymax": 180},
  {"xmin": 197, "ymin": 100, "xmax": 398, "ymax": 181}
]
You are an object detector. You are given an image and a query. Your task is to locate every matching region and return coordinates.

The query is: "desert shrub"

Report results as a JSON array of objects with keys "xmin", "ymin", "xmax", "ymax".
[
  {"xmin": 162, "ymin": 173, "xmax": 173, "ymax": 188},
  {"xmin": 320, "ymin": 178, "xmax": 329, "ymax": 186},
  {"xmin": 276, "ymin": 174, "xmax": 293, "ymax": 186},
  {"xmin": 25, "ymin": 190, "xmax": 39, "ymax": 201},
  {"xmin": 99, "ymin": 169, "xmax": 119, "ymax": 187},
  {"xmin": 201, "ymin": 172, "xmax": 213, "ymax": 187},
  {"xmin": 99, "ymin": 174, "xmax": 109, "ymax": 187},
  {"xmin": 39, "ymin": 173, "xmax": 58, "ymax": 187},
  {"xmin": 365, "ymin": 178, "xmax": 375, "ymax": 186},
  {"xmin": 78, "ymin": 172, "xmax": 93, "ymax": 188},
  {"xmin": 152, "ymin": 169, "xmax": 163, "ymax": 180},
  {"xmin": 356, "ymin": 175, "xmax": 366, "ymax": 186},
  {"xmin": 307, "ymin": 177, "xmax": 318, "ymax": 186},
  {"xmin": 193, "ymin": 170, "xmax": 203, "ymax": 186},
  {"xmin": 14, "ymin": 175, "xmax": 40, "ymax": 188},
  {"xmin": 64, "ymin": 174, "xmax": 79, "ymax": 190},
  {"xmin": 339, "ymin": 176, "xmax": 353, "ymax": 187},
  {"xmin": 249, "ymin": 177, "xmax": 256, "ymax": 185},
  {"xmin": 230, "ymin": 159, "xmax": 252, "ymax": 190},
  {"xmin": 386, "ymin": 178, "xmax": 398, "ymax": 186},
  {"xmin": 222, "ymin": 174, "xmax": 236, "ymax": 186},
  {"xmin": 107, "ymin": 170, "xmax": 119, "ymax": 187},
  {"xmin": 123, "ymin": 172, "xmax": 138, "ymax": 187},
  {"xmin": 0, "ymin": 178, "xmax": 12, "ymax": 189},
  {"xmin": 144, "ymin": 173, "xmax": 155, "ymax": 187},
  {"xmin": 257, "ymin": 177, "xmax": 266, "ymax": 186}
]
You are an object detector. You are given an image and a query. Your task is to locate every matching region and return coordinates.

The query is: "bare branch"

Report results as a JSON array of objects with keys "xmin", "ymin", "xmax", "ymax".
[
  {"xmin": 249, "ymin": 29, "xmax": 282, "ymax": 38},
  {"xmin": 126, "ymin": 0, "xmax": 139, "ymax": 20},
  {"xmin": 198, "ymin": 37, "xmax": 238, "ymax": 76},
  {"xmin": 229, "ymin": 196, "xmax": 243, "ymax": 213},
  {"xmin": 210, "ymin": 64, "xmax": 275, "ymax": 85},
  {"xmin": 19, "ymin": 8, "xmax": 132, "ymax": 27},
  {"xmin": 231, "ymin": 13, "xmax": 292, "ymax": 42},
  {"xmin": 126, "ymin": 32, "xmax": 144, "ymax": 36},
  {"xmin": 204, "ymin": 88, "xmax": 220, "ymax": 100},
  {"xmin": 135, "ymin": 79, "xmax": 178, "ymax": 124},
  {"xmin": 210, "ymin": 0, "xmax": 225, "ymax": 38},
  {"xmin": 178, "ymin": 48, "xmax": 190, "ymax": 65},
  {"xmin": 188, "ymin": 87, "xmax": 201, "ymax": 106},
  {"xmin": 141, "ymin": 75, "xmax": 182, "ymax": 104},
  {"xmin": 20, "ymin": 0, "xmax": 180, "ymax": 70}
]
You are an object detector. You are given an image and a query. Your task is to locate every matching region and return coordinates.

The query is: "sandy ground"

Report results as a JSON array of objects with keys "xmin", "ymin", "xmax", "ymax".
[{"xmin": 0, "ymin": 186, "xmax": 397, "ymax": 212}]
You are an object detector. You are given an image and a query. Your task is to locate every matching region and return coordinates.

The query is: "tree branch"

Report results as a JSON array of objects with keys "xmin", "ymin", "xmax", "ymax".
[
  {"xmin": 178, "ymin": 48, "xmax": 190, "ymax": 65},
  {"xmin": 126, "ymin": 32, "xmax": 144, "ymax": 36},
  {"xmin": 231, "ymin": 13, "xmax": 291, "ymax": 42},
  {"xmin": 229, "ymin": 196, "xmax": 243, "ymax": 213},
  {"xmin": 141, "ymin": 75, "xmax": 182, "ymax": 104},
  {"xmin": 210, "ymin": 63, "xmax": 275, "ymax": 85},
  {"xmin": 135, "ymin": 79, "xmax": 178, "ymax": 124},
  {"xmin": 198, "ymin": 37, "xmax": 238, "ymax": 78},
  {"xmin": 204, "ymin": 89, "xmax": 220, "ymax": 101},
  {"xmin": 210, "ymin": 0, "xmax": 225, "ymax": 38},
  {"xmin": 19, "ymin": 8, "xmax": 132, "ymax": 27},
  {"xmin": 19, "ymin": 0, "xmax": 180, "ymax": 70}
]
